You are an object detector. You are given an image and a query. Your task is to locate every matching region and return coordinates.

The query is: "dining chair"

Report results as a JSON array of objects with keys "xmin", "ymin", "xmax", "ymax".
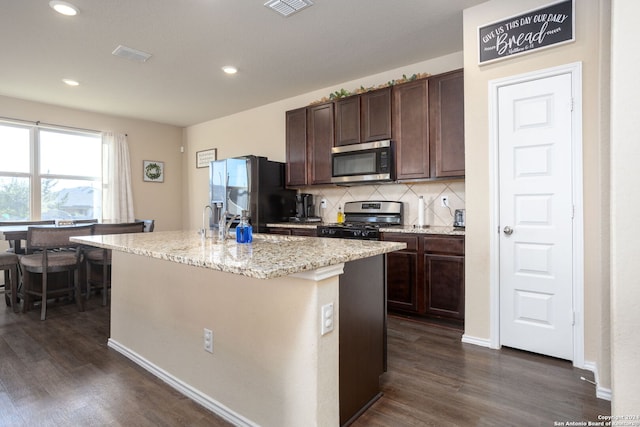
[
  {"xmin": 134, "ymin": 218, "xmax": 155, "ymax": 232},
  {"xmin": 86, "ymin": 222, "xmax": 145, "ymax": 306},
  {"xmin": 0, "ymin": 252, "xmax": 19, "ymax": 313},
  {"xmin": 20, "ymin": 225, "xmax": 93, "ymax": 320}
]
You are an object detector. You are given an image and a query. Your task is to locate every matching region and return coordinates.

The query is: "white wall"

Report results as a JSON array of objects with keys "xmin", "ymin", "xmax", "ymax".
[
  {"xmin": 183, "ymin": 53, "xmax": 464, "ymax": 230},
  {"xmin": 610, "ymin": 0, "xmax": 640, "ymax": 414}
]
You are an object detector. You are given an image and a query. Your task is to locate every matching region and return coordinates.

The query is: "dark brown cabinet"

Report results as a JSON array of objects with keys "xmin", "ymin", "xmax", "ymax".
[
  {"xmin": 423, "ymin": 235, "xmax": 465, "ymax": 321},
  {"xmin": 335, "ymin": 87, "xmax": 392, "ymax": 146},
  {"xmin": 382, "ymin": 232, "xmax": 465, "ymax": 325},
  {"xmin": 392, "ymin": 79, "xmax": 430, "ymax": 180},
  {"xmin": 307, "ymin": 103, "xmax": 334, "ymax": 185},
  {"xmin": 268, "ymin": 227, "xmax": 318, "ymax": 237},
  {"xmin": 429, "ymin": 70, "xmax": 465, "ymax": 178},
  {"xmin": 362, "ymin": 87, "xmax": 392, "ymax": 142},
  {"xmin": 383, "ymin": 234, "xmax": 420, "ymax": 314},
  {"xmin": 285, "ymin": 107, "xmax": 308, "ymax": 187},
  {"xmin": 285, "ymin": 102, "xmax": 334, "ymax": 187},
  {"xmin": 285, "ymin": 70, "xmax": 464, "ymax": 186},
  {"xmin": 334, "ymin": 96, "xmax": 360, "ymax": 146}
]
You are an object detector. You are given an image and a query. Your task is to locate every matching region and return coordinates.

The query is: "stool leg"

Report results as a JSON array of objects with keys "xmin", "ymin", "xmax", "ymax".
[
  {"xmin": 41, "ymin": 269, "xmax": 48, "ymax": 321},
  {"xmin": 11, "ymin": 264, "xmax": 18, "ymax": 313},
  {"xmin": 86, "ymin": 262, "xmax": 92, "ymax": 300},
  {"xmin": 102, "ymin": 249, "xmax": 108, "ymax": 306},
  {"xmin": 75, "ymin": 268, "xmax": 84, "ymax": 312}
]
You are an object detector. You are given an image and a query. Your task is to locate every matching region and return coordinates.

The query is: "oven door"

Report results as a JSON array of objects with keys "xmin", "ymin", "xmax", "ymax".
[{"xmin": 331, "ymin": 140, "xmax": 394, "ymax": 184}]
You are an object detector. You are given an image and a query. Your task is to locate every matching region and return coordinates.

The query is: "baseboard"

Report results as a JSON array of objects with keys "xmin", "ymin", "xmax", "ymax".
[
  {"xmin": 461, "ymin": 334, "xmax": 492, "ymax": 348},
  {"xmin": 107, "ymin": 338, "xmax": 258, "ymax": 427},
  {"xmin": 583, "ymin": 360, "xmax": 612, "ymax": 401}
]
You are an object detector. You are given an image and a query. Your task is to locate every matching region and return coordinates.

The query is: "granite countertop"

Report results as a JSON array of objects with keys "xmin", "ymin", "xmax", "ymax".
[
  {"xmin": 267, "ymin": 223, "xmax": 465, "ymax": 236},
  {"xmin": 71, "ymin": 230, "xmax": 405, "ymax": 280}
]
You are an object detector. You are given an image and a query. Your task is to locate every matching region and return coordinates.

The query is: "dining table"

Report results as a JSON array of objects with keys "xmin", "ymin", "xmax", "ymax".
[
  {"xmin": 0, "ymin": 225, "xmax": 33, "ymax": 254},
  {"xmin": 0, "ymin": 221, "xmax": 98, "ymax": 254}
]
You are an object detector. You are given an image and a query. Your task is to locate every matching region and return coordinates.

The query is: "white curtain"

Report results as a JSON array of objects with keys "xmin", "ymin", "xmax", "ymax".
[{"xmin": 102, "ymin": 132, "xmax": 135, "ymax": 222}]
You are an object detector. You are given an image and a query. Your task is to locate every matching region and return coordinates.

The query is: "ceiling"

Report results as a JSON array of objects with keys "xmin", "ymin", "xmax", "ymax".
[{"xmin": 0, "ymin": 0, "xmax": 486, "ymax": 127}]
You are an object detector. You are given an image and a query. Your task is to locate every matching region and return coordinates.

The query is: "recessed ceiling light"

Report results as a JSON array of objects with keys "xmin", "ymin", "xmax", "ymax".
[
  {"xmin": 62, "ymin": 79, "xmax": 79, "ymax": 86},
  {"xmin": 49, "ymin": 1, "xmax": 79, "ymax": 16},
  {"xmin": 222, "ymin": 66, "xmax": 238, "ymax": 75}
]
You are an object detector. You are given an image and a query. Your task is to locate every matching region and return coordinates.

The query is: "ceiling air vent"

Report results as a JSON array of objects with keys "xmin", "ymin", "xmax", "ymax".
[
  {"xmin": 264, "ymin": 0, "xmax": 313, "ymax": 17},
  {"xmin": 112, "ymin": 45, "xmax": 152, "ymax": 63}
]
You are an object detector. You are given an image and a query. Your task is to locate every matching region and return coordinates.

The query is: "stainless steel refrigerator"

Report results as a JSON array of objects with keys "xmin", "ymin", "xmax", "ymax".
[{"xmin": 209, "ymin": 155, "xmax": 296, "ymax": 233}]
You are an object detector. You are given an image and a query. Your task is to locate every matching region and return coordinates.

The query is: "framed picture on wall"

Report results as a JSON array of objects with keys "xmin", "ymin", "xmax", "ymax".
[
  {"xmin": 196, "ymin": 148, "xmax": 217, "ymax": 168},
  {"xmin": 143, "ymin": 160, "xmax": 164, "ymax": 182}
]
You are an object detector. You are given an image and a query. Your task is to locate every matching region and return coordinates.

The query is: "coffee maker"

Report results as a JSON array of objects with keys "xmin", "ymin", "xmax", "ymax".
[
  {"xmin": 454, "ymin": 209, "xmax": 466, "ymax": 228},
  {"xmin": 292, "ymin": 193, "xmax": 322, "ymax": 222}
]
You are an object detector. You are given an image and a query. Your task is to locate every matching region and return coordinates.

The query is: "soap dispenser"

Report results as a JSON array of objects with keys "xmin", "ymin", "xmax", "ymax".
[{"xmin": 236, "ymin": 210, "xmax": 253, "ymax": 243}]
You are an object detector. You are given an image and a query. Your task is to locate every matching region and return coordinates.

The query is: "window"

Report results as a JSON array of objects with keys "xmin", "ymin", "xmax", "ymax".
[{"xmin": 0, "ymin": 121, "xmax": 102, "ymax": 221}]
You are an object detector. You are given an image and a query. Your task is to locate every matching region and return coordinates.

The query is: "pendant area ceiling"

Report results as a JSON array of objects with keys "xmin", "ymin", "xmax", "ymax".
[{"xmin": 0, "ymin": 0, "xmax": 487, "ymax": 127}]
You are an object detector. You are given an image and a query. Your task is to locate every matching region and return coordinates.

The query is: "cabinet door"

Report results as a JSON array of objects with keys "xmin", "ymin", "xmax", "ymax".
[
  {"xmin": 362, "ymin": 88, "xmax": 391, "ymax": 142},
  {"xmin": 424, "ymin": 254, "xmax": 465, "ymax": 320},
  {"xmin": 382, "ymin": 233, "xmax": 421, "ymax": 314},
  {"xmin": 429, "ymin": 70, "xmax": 465, "ymax": 177},
  {"xmin": 268, "ymin": 227, "xmax": 293, "ymax": 235},
  {"xmin": 386, "ymin": 250, "xmax": 420, "ymax": 313},
  {"xmin": 285, "ymin": 107, "xmax": 308, "ymax": 186},
  {"xmin": 335, "ymin": 97, "xmax": 360, "ymax": 146},
  {"xmin": 308, "ymin": 103, "xmax": 334, "ymax": 185},
  {"xmin": 291, "ymin": 228, "xmax": 318, "ymax": 237},
  {"xmin": 393, "ymin": 80, "xmax": 430, "ymax": 180}
]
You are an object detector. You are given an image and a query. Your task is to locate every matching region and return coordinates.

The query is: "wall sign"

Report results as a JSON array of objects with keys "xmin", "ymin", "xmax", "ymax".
[
  {"xmin": 143, "ymin": 160, "xmax": 164, "ymax": 182},
  {"xmin": 196, "ymin": 148, "xmax": 217, "ymax": 168},
  {"xmin": 478, "ymin": 0, "xmax": 574, "ymax": 65}
]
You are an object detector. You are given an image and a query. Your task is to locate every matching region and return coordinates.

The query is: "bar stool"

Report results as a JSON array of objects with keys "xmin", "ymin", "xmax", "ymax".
[{"xmin": 0, "ymin": 252, "xmax": 20, "ymax": 313}]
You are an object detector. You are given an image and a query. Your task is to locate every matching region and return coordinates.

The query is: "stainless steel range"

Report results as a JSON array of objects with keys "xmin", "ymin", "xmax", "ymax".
[{"xmin": 317, "ymin": 201, "xmax": 403, "ymax": 240}]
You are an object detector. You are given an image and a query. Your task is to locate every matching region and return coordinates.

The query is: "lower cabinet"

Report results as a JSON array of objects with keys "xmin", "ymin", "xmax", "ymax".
[
  {"xmin": 267, "ymin": 227, "xmax": 318, "ymax": 237},
  {"xmin": 384, "ymin": 234, "xmax": 420, "ymax": 313},
  {"xmin": 382, "ymin": 232, "xmax": 465, "ymax": 324}
]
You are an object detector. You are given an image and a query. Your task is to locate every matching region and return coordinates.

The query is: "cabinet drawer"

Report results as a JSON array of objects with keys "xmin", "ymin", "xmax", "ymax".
[
  {"xmin": 423, "ymin": 236, "xmax": 464, "ymax": 256},
  {"xmin": 381, "ymin": 233, "xmax": 419, "ymax": 251}
]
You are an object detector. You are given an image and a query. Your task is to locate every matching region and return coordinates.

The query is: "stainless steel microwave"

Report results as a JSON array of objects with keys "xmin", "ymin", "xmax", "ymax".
[{"xmin": 331, "ymin": 140, "xmax": 394, "ymax": 184}]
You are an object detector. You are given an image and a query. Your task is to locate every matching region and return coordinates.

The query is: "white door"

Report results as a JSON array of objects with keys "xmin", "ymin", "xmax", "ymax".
[{"xmin": 498, "ymin": 73, "xmax": 574, "ymax": 360}]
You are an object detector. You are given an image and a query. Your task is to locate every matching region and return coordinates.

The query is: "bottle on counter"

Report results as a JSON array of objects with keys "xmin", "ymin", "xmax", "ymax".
[
  {"xmin": 236, "ymin": 210, "xmax": 253, "ymax": 243},
  {"xmin": 337, "ymin": 205, "xmax": 345, "ymax": 224}
]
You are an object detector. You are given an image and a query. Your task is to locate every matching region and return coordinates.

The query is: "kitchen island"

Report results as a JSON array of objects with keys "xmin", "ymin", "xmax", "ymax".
[{"xmin": 71, "ymin": 231, "xmax": 405, "ymax": 427}]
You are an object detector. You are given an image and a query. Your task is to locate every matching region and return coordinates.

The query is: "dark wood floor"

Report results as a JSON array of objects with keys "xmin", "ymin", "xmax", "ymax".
[
  {"xmin": 354, "ymin": 316, "xmax": 610, "ymax": 427},
  {"xmin": 0, "ymin": 293, "xmax": 609, "ymax": 426}
]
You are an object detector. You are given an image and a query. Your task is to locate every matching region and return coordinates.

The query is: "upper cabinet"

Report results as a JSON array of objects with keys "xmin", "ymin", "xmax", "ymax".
[
  {"xmin": 335, "ymin": 87, "xmax": 392, "ymax": 146},
  {"xmin": 285, "ymin": 69, "xmax": 464, "ymax": 187},
  {"xmin": 392, "ymin": 69, "xmax": 465, "ymax": 181},
  {"xmin": 393, "ymin": 79, "xmax": 430, "ymax": 180},
  {"xmin": 334, "ymin": 96, "xmax": 360, "ymax": 146},
  {"xmin": 285, "ymin": 107, "xmax": 308, "ymax": 187},
  {"xmin": 429, "ymin": 70, "xmax": 465, "ymax": 178},
  {"xmin": 285, "ymin": 102, "xmax": 334, "ymax": 187},
  {"xmin": 361, "ymin": 87, "xmax": 392, "ymax": 143},
  {"xmin": 307, "ymin": 102, "xmax": 334, "ymax": 185}
]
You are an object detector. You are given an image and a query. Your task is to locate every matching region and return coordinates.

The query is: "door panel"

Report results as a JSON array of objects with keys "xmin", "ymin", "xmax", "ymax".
[{"xmin": 498, "ymin": 73, "xmax": 574, "ymax": 360}]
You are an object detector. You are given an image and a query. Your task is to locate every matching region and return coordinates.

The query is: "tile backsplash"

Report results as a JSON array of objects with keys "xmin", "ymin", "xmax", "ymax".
[{"xmin": 300, "ymin": 180, "xmax": 465, "ymax": 226}]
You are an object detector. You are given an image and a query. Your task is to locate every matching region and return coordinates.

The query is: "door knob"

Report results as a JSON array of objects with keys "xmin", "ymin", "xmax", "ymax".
[{"xmin": 503, "ymin": 226, "xmax": 514, "ymax": 235}]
